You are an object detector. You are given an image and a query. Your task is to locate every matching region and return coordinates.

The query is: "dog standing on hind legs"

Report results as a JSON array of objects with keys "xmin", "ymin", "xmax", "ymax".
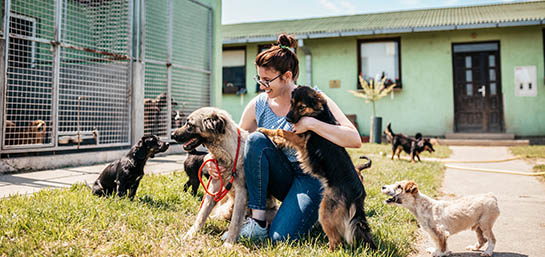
[
  {"xmin": 382, "ymin": 180, "xmax": 499, "ymax": 256},
  {"xmin": 258, "ymin": 85, "xmax": 376, "ymax": 251}
]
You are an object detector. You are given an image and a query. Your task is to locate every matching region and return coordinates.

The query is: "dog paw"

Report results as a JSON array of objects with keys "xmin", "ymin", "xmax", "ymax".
[
  {"xmin": 182, "ymin": 228, "xmax": 196, "ymax": 240},
  {"xmin": 466, "ymin": 243, "xmax": 481, "ymax": 251},
  {"xmin": 222, "ymin": 242, "xmax": 235, "ymax": 248},
  {"xmin": 425, "ymin": 247, "xmax": 436, "ymax": 254},
  {"xmin": 429, "ymin": 249, "xmax": 450, "ymax": 257},
  {"xmin": 480, "ymin": 251, "xmax": 492, "ymax": 257},
  {"xmin": 257, "ymin": 128, "xmax": 276, "ymax": 137}
]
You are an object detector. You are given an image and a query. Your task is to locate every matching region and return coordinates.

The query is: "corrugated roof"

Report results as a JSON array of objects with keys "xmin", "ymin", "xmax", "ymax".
[{"xmin": 223, "ymin": 1, "xmax": 545, "ymax": 43}]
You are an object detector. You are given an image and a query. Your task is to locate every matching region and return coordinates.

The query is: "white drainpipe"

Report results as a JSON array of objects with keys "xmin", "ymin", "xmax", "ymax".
[{"xmin": 298, "ymin": 39, "xmax": 312, "ymax": 86}]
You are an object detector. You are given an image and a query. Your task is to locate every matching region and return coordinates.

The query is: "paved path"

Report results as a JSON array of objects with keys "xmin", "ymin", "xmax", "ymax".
[
  {"xmin": 412, "ymin": 146, "xmax": 545, "ymax": 257},
  {"xmin": 0, "ymin": 153, "xmax": 187, "ymax": 198}
]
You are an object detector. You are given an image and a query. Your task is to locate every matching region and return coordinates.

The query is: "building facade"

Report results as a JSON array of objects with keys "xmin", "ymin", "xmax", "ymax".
[{"xmin": 222, "ymin": 1, "xmax": 545, "ymax": 138}]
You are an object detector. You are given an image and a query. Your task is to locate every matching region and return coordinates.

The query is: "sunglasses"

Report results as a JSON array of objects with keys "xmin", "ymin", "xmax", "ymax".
[{"xmin": 253, "ymin": 73, "xmax": 283, "ymax": 88}]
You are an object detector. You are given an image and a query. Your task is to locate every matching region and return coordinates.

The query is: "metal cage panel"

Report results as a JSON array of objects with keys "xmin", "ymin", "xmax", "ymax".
[
  {"xmin": 171, "ymin": 0, "xmax": 210, "ymax": 71},
  {"xmin": 58, "ymin": 48, "xmax": 130, "ymax": 146},
  {"xmin": 142, "ymin": 0, "xmax": 212, "ymax": 138},
  {"xmin": 143, "ymin": 62, "xmax": 168, "ymax": 137},
  {"xmin": 3, "ymin": 1, "xmax": 56, "ymax": 148},
  {"xmin": 2, "ymin": 0, "xmax": 132, "ymax": 152}
]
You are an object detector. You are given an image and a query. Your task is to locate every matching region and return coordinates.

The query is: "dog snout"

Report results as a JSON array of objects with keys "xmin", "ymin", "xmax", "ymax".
[{"xmin": 285, "ymin": 111, "xmax": 298, "ymax": 123}]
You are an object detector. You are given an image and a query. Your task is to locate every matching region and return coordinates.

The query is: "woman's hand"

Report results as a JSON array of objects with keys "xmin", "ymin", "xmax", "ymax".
[
  {"xmin": 203, "ymin": 153, "xmax": 225, "ymax": 179},
  {"xmin": 292, "ymin": 116, "xmax": 317, "ymax": 134}
]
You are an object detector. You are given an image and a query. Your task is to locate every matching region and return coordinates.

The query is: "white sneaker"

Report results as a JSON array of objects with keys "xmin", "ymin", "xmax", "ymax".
[{"xmin": 221, "ymin": 217, "xmax": 268, "ymax": 241}]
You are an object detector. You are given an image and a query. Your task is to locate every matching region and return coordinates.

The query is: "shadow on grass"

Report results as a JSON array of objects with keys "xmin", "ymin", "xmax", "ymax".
[{"xmin": 449, "ymin": 252, "xmax": 527, "ymax": 257}]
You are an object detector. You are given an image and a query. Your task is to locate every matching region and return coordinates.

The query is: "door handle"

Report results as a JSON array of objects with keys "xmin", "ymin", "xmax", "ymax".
[{"xmin": 477, "ymin": 85, "xmax": 486, "ymax": 97}]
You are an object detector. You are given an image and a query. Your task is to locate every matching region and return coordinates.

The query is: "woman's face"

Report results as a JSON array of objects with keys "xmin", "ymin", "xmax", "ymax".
[{"xmin": 256, "ymin": 66, "xmax": 291, "ymax": 97}]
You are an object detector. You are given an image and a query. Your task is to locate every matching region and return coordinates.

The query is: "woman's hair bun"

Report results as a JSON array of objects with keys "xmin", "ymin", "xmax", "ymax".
[{"xmin": 277, "ymin": 34, "xmax": 297, "ymax": 49}]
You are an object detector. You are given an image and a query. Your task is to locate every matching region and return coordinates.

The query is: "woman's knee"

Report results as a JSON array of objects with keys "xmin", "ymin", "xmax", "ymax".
[
  {"xmin": 245, "ymin": 132, "xmax": 272, "ymax": 154},
  {"xmin": 247, "ymin": 131, "xmax": 270, "ymax": 145}
]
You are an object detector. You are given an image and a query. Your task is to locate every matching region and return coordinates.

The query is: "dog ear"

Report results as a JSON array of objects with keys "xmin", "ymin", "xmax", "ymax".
[
  {"xmin": 133, "ymin": 138, "xmax": 148, "ymax": 159},
  {"xmin": 315, "ymin": 91, "xmax": 327, "ymax": 106},
  {"xmin": 404, "ymin": 181, "xmax": 419, "ymax": 194},
  {"xmin": 203, "ymin": 114, "xmax": 226, "ymax": 134}
]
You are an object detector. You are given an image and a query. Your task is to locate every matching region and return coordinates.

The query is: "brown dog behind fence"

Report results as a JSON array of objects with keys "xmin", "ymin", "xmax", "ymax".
[{"xmin": 5, "ymin": 120, "xmax": 47, "ymax": 145}]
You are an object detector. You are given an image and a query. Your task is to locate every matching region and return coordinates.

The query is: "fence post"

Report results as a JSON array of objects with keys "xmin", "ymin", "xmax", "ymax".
[{"xmin": 131, "ymin": 62, "xmax": 144, "ymax": 145}]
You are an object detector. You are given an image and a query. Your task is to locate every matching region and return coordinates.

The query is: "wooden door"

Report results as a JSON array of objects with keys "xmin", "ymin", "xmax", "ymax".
[{"xmin": 453, "ymin": 43, "xmax": 504, "ymax": 132}]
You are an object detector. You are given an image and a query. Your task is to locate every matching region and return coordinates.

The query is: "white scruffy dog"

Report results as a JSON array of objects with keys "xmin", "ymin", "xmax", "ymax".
[{"xmin": 382, "ymin": 180, "xmax": 499, "ymax": 257}]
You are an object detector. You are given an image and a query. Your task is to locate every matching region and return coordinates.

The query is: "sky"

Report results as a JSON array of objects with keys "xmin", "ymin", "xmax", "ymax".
[{"xmin": 222, "ymin": 0, "xmax": 532, "ymax": 24}]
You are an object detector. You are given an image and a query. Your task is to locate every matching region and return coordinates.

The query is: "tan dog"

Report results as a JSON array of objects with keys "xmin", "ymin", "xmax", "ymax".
[
  {"xmin": 171, "ymin": 107, "xmax": 277, "ymax": 246},
  {"xmin": 382, "ymin": 181, "xmax": 499, "ymax": 257},
  {"xmin": 5, "ymin": 120, "xmax": 47, "ymax": 145}
]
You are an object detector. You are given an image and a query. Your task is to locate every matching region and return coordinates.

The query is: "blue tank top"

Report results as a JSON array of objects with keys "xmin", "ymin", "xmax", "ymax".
[{"xmin": 255, "ymin": 92, "xmax": 298, "ymax": 162}]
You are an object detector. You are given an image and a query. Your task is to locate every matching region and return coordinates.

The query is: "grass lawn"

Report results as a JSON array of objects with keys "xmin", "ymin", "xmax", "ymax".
[
  {"xmin": 0, "ymin": 146, "xmax": 445, "ymax": 257},
  {"xmin": 509, "ymin": 145, "xmax": 545, "ymax": 178},
  {"xmin": 534, "ymin": 164, "xmax": 545, "ymax": 179},
  {"xmin": 509, "ymin": 145, "xmax": 545, "ymax": 159}
]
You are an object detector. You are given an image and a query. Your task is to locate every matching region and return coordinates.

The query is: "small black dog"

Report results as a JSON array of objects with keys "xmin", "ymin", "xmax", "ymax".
[
  {"xmin": 258, "ymin": 86, "xmax": 376, "ymax": 251},
  {"xmin": 384, "ymin": 123, "xmax": 435, "ymax": 163},
  {"xmin": 92, "ymin": 135, "xmax": 169, "ymax": 199},
  {"xmin": 183, "ymin": 149, "xmax": 208, "ymax": 196}
]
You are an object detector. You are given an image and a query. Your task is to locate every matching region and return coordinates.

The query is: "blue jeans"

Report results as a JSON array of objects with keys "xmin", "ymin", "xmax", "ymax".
[{"xmin": 244, "ymin": 132, "xmax": 323, "ymax": 242}]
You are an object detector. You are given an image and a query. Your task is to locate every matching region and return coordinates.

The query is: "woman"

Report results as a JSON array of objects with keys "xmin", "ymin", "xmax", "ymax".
[{"xmin": 218, "ymin": 34, "xmax": 361, "ymax": 242}]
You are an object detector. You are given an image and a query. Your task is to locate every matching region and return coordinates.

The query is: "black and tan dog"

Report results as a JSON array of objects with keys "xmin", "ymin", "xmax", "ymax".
[
  {"xmin": 258, "ymin": 86, "xmax": 376, "ymax": 251},
  {"xmin": 92, "ymin": 135, "xmax": 169, "ymax": 199},
  {"xmin": 384, "ymin": 123, "xmax": 435, "ymax": 163}
]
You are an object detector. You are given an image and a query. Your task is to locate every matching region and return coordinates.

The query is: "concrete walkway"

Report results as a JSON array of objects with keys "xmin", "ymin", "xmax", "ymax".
[
  {"xmin": 0, "ymin": 152, "xmax": 187, "ymax": 198},
  {"xmin": 412, "ymin": 146, "xmax": 545, "ymax": 257}
]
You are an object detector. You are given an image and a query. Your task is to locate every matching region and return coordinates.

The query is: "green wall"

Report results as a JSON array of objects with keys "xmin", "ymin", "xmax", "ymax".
[
  {"xmin": 198, "ymin": 0, "xmax": 223, "ymax": 107},
  {"xmin": 222, "ymin": 25, "xmax": 545, "ymax": 137}
]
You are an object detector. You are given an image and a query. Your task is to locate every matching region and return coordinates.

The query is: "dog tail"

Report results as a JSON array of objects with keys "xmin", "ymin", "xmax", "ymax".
[
  {"xmin": 384, "ymin": 123, "xmax": 394, "ymax": 141},
  {"xmin": 415, "ymin": 132, "xmax": 423, "ymax": 140},
  {"xmin": 355, "ymin": 156, "xmax": 372, "ymax": 172},
  {"xmin": 347, "ymin": 201, "xmax": 377, "ymax": 250}
]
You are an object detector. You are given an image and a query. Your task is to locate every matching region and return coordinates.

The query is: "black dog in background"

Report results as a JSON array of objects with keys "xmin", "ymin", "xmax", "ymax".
[
  {"xmin": 384, "ymin": 123, "xmax": 435, "ymax": 163},
  {"xmin": 183, "ymin": 149, "xmax": 208, "ymax": 196},
  {"xmin": 92, "ymin": 135, "xmax": 169, "ymax": 199}
]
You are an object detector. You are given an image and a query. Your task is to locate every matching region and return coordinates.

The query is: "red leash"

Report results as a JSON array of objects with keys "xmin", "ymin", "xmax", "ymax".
[{"xmin": 198, "ymin": 128, "xmax": 241, "ymax": 209}]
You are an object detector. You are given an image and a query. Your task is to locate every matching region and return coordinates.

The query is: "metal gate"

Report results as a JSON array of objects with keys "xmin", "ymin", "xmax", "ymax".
[
  {"xmin": 142, "ymin": 0, "xmax": 212, "ymax": 139},
  {"xmin": 1, "ymin": 0, "xmax": 133, "ymax": 153}
]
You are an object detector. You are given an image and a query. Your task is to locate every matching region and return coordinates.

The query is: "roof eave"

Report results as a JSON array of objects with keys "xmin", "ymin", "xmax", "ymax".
[{"xmin": 223, "ymin": 19, "xmax": 545, "ymax": 44}]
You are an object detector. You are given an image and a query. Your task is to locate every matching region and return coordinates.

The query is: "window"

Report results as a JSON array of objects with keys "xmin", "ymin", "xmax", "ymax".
[
  {"xmin": 358, "ymin": 38, "xmax": 401, "ymax": 89},
  {"xmin": 9, "ymin": 13, "xmax": 37, "ymax": 68},
  {"xmin": 222, "ymin": 47, "xmax": 246, "ymax": 95}
]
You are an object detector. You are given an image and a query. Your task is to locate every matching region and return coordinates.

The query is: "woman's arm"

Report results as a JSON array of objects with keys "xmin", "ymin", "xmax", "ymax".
[
  {"xmin": 238, "ymin": 96, "xmax": 258, "ymax": 132},
  {"xmin": 292, "ymin": 93, "xmax": 362, "ymax": 148}
]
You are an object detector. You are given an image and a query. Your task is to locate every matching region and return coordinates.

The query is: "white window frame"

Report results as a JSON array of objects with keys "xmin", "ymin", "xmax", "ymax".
[
  {"xmin": 10, "ymin": 13, "xmax": 37, "ymax": 67},
  {"xmin": 358, "ymin": 37, "xmax": 401, "ymax": 89}
]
